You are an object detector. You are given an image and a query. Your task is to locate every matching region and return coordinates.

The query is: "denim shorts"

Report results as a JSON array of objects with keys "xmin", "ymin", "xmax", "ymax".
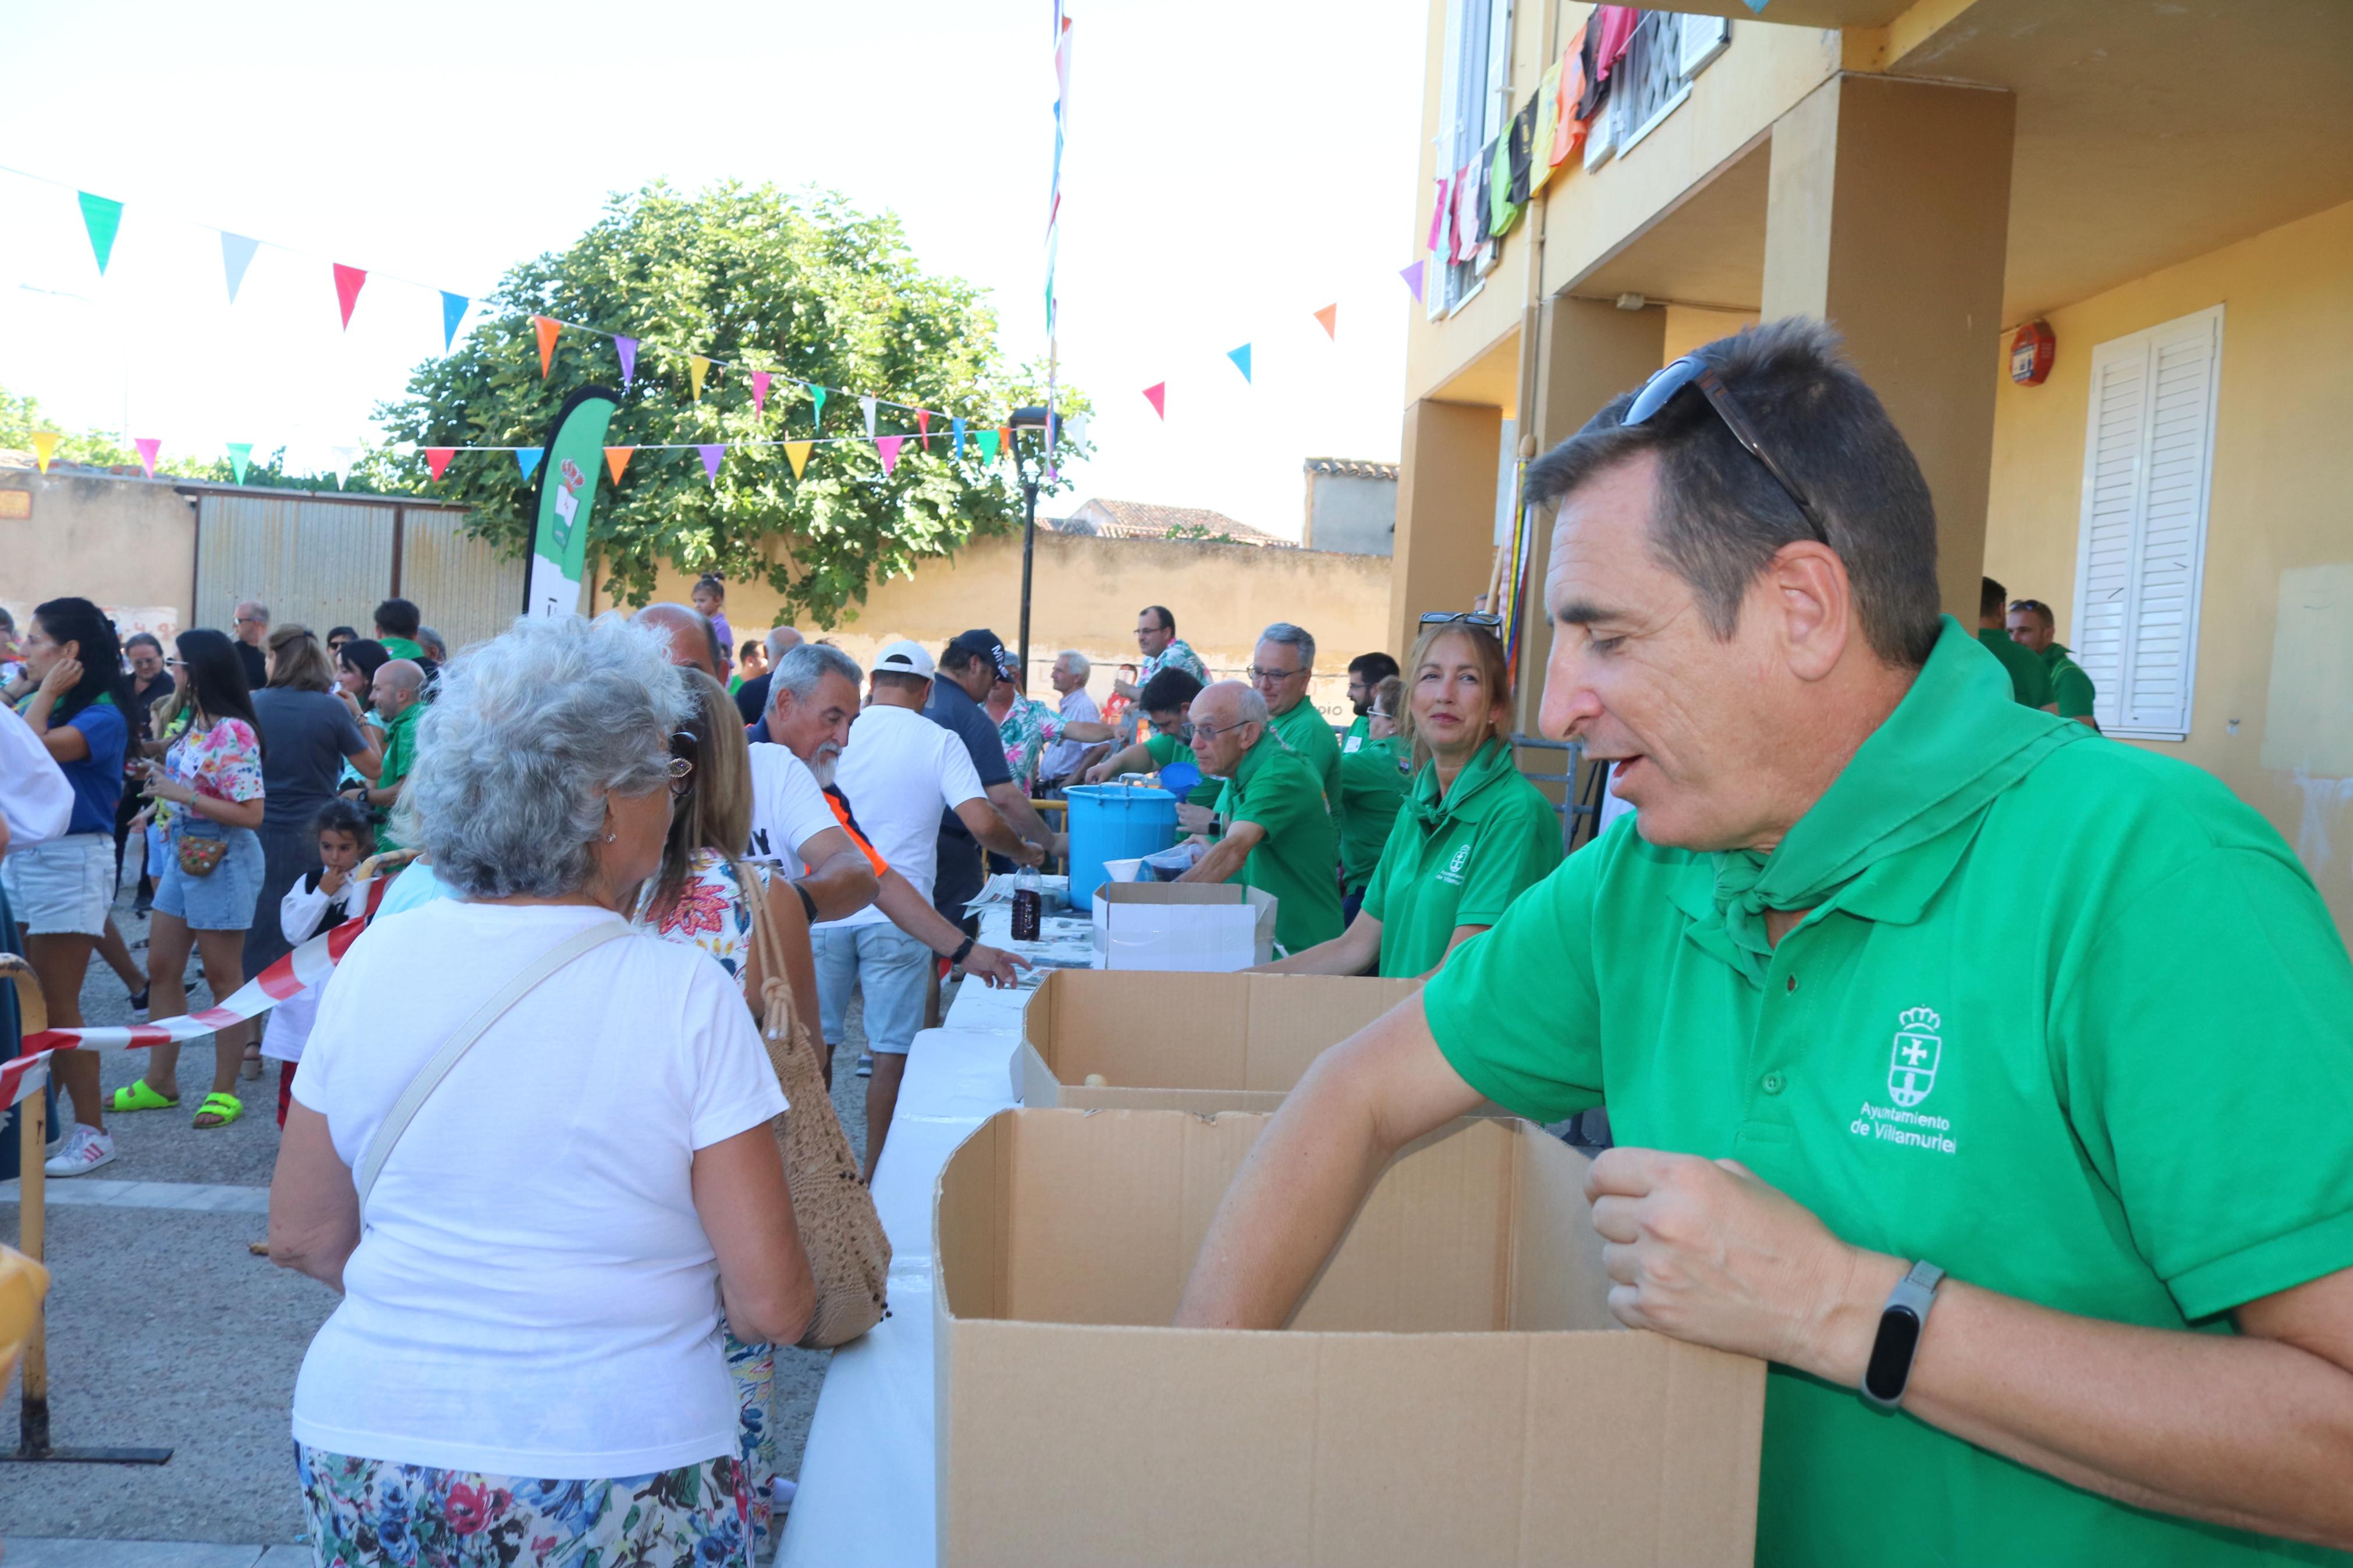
[
  {"xmin": 811, "ymin": 920, "xmax": 932, "ymax": 1055},
  {"xmin": 152, "ymin": 820, "xmax": 264, "ymax": 931},
  {"xmin": 0, "ymin": 831, "xmax": 115, "ymax": 937}
]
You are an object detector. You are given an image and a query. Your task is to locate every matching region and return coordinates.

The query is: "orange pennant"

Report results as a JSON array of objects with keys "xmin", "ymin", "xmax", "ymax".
[
  {"xmin": 996, "ymin": 424, "xmax": 1012, "ymax": 461},
  {"xmin": 604, "ymin": 446, "xmax": 634, "ymax": 483},
  {"xmin": 783, "ymin": 440, "xmax": 812, "ymax": 480},
  {"xmin": 1314, "ymin": 303, "xmax": 1338, "ymax": 339},
  {"xmin": 532, "ymin": 315, "xmax": 560, "ymax": 378}
]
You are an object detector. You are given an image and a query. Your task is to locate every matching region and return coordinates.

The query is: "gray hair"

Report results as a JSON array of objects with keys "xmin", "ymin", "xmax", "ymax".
[
  {"xmin": 417, "ymin": 625, "xmax": 448, "ymax": 660},
  {"xmin": 768, "ymin": 641, "xmax": 863, "ymax": 709},
  {"xmin": 1055, "ymin": 650, "xmax": 1089, "ymax": 679},
  {"xmin": 765, "ymin": 626, "xmax": 803, "ymax": 660},
  {"xmin": 1233, "ymin": 687, "xmax": 1271, "ymax": 726},
  {"xmin": 236, "ymin": 598, "xmax": 269, "ymax": 621},
  {"xmin": 1259, "ymin": 622, "xmax": 1315, "ymax": 670},
  {"xmin": 403, "ymin": 614, "xmax": 687, "ymax": 899}
]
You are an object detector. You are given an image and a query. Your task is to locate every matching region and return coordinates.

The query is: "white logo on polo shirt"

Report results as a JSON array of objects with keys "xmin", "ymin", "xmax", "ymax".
[
  {"xmin": 1850, "ymin": 1005, "xmax": 1958, "ymax": 1155},
  {"xmin": 1437, "ymin": 844, "xmax": 1470, "ymax": 886}
]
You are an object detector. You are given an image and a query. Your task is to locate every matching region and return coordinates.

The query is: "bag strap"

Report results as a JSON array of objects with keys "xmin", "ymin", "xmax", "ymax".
[
  {"xmin": 733, "ymin": 858, "xmax": 803, "ymax": 1040},
  {"xmin": 353, "ymin": 918, "xmax": 632, "ymax": 1211}
]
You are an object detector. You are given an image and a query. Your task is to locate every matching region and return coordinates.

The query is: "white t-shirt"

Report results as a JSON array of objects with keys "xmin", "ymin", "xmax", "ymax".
[
  {"xmin": 819, "ymin": 702, "xmax": 985, "ymax": 930},
  {"xmin": 0, "ymin": 706, "xmax": 72, "ymax": 855},
  {"xmin": 746, "ymin": 741, "xmax": 840, "ymax": 868},
  {"xmin": 290, "ymin": 900, "xmax": 788, "ymax": 1477}
]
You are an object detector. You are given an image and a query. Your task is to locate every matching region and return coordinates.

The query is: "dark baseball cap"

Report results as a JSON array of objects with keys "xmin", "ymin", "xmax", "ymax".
[{"xmin": 944, "ymin": 628, "xmax": 1017, "ymax": 680}]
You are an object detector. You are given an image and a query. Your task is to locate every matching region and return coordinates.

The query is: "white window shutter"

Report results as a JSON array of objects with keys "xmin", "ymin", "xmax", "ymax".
[
  {"xmin": 2070, "ymin": 307, "xmax": 2223, "ymax": 740},
  {"xmin": 1678, "ymin": 14, "xmax": 1730, "ymax": 77}
]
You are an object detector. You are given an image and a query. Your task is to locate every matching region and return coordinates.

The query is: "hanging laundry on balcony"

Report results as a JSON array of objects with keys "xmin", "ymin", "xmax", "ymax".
[
  {"xmin": 1531, "ymin": 62, "xmax": 1562, "ymax": 194},
  {"xmin": 1453, "ymin": 162, "xmax": 1483, "ymax": 262},
  {"xmin": 1429, "ymin": 170, "xmax": 1452, "ymax": 255},
  {"xmin": 1552, "ymin": 20, "xmax": 1593, "ymax": 167},
  {"xmin": 1475, "ymin": 138, "xmax": 1501, "ymax": 244},
  {"xmin": 1506, "ymin": 94, "xmax": 1538, "ymax": 208}
]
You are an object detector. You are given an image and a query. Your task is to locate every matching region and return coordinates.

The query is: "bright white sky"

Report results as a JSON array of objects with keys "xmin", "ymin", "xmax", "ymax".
[{"xmin": 0, "ymin": 0, "xmax": 1427, "ymax": 542}]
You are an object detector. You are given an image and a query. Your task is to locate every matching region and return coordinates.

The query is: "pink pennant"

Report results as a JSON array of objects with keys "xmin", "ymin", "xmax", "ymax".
[
  {"xmin": 333, "ymin": 264, "xmax": 367, "ymax": 330},
  {"xmin": 875, "ymin": 435, "xmax": 904, "ymax": 475},
  {"xmin": 425, "ymin": 447, "xmax": 456, "ymax": 481},
  {"xmin": 1141, "ymin": 382, "xmax": 1166, "ymax": 420},
  {"xmin": 698, "ymin": 444, "xmax": 725, "ymax": 481},
  {"xmin": 752, "ymin": 371, "xmax": 771, "ymax": 415},
  {"xmin": 134, "ymin": 437, "xmax": 161, "ymax": 479}
]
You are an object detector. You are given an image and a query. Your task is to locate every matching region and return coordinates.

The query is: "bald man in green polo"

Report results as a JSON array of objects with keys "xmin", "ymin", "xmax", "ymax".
[
  {"xmin": 1176, "ymin": 680, "xmax": 1344, "ymax": 957},
  {"xmin": 1175, "ymin": 321, "xmax": 2353, "ymax": 1565}
]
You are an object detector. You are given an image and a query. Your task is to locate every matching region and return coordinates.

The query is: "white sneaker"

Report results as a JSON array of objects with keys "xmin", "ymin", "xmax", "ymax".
[{"xmin": 44, "ymin": 1123, "xmax": 117, "ymax": 1178}]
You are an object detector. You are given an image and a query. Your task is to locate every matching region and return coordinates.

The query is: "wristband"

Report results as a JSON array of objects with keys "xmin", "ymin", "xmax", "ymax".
[
  {"xmin": 1861, "ymin": 1260, "xmax": 1944, "ymax": 1410},
  {"xmin": 792, "ymin": 881, "xmax": 818, "ymax": 923},
  {"xmin": 949, "ymin": 936, "xmax": 977, "ymax": 966}
]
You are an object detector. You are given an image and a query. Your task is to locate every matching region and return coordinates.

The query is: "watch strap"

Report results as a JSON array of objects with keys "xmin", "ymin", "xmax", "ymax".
[
  {"xmin": 949, "ymin": 935, "xmax": 977, "ymax": 966},
  {"xmin": 1861, "ymin": 1260, "xmax": 1944, "ymax": 1411}
]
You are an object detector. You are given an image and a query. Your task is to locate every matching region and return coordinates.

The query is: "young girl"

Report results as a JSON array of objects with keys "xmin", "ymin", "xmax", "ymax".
[{"xmin": 258, "ymin": 799, "xmax": 374, "ymax": 1128}]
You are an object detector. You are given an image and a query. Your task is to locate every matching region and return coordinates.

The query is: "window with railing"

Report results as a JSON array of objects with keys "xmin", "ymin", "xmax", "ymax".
[
  {"xmin": 1431, "ymin": 0, "xmax": 1513, "ymax": 317},
  {"xmin": 1585, "ymin": 10, "xmax": 1729, "ymax": 171}
]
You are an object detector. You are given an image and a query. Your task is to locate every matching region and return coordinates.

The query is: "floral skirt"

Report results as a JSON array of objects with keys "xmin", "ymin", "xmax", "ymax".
[
  {"xmin": 725, "ymin": 1328, "xmax": 779, "ymax": 1557},
  {"xmin": 295, "ymin": 1442, "xmax": 750, "ymax": 1567}
]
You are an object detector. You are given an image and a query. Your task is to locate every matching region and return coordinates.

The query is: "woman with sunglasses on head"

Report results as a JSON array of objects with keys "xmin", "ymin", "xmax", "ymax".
[
  {"xmin": 1255, "ymin": 615, "xmax": 1560, "ymax": 980},
  {"xmin": 114, "ymin": 628, "xmax": 269, "ymax": 1131}
]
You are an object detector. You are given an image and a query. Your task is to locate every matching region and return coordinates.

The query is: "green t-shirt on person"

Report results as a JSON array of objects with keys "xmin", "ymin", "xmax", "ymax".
[
  {"xmin": 1335, "ymin": 730, "xmax": 1412, "ymax": 895},
  {"xmin": 378, "ymin": 636, "xmax": 425, "ymax": 663},
  {"xmin": 1419, "ymin": 617, "xmax": 2353, "ymax": 1567},
  {"xmin": 1268, "ymin": 697, "xmax": 1341, "ymax": 813},
  {"xmin": 1142, "ymin": 731, "xmax": 1225, "ymax": 808},
  {"xmin": 1360, "ymin": 737, "xmax": 1559, "ymax": 976},
  {"xmin": 374, "ymin": 702, "xmax": 423, "ymax": 852},
  {"xmin": 1977, "ymin": 626, "xmax": 2051, "ymax": 708},
  {"xmin": 1215, "ymin": 734, "xmax": 1343, "ymax": 956},
  {"xmin": 2042, "ymin": 642, "xmax": 2098, "ymax": 721}
]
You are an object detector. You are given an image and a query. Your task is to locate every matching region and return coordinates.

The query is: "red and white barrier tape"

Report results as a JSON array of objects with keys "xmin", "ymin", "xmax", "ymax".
[{"xmin": 1, "ymin": 877, "xmax": 389, "ymax": 1111}]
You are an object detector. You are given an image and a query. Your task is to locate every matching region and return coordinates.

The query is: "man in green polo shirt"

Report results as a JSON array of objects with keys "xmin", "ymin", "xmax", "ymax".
[
  {"xmin": 1176, "ymin": 321, "xmax": 2353, "ymax": 1564},
  {"xmin": 372, "ymin": 596, "xmax": 427, "ymax": 664},
  {"xmin": 1248, "ymin": 623, "xmax": 1341, "ymax": 810},
  {"xmin": 356, "ymin": 657, "xmax": 425, "ymax": 851},
  {"xmin": 1977, "ymin": 575, "xmax": 2052, "ymax": 710},
  {"xmin": 2007, "ymin": 597, "xmax": 2100, "ymax": 730},
  {"xmin": 1176, "ymin": 681, "xmax": 1343, "ymax": 956}
]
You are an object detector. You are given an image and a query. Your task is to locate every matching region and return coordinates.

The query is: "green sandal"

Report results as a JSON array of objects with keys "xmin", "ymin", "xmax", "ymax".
[
  {"xmin": 192, "ymin": 1091, "xmax": 243, "ymax": 1129},
  {"xmin": 109, "ymin": 1078, "xmax": 179, "ymax": 1112}
]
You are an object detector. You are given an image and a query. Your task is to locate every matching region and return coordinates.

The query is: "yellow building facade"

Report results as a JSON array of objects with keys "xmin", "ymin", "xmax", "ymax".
[{"xmin": 1396, "ymin": 0, "xmax": 2353, "ymax": 943}]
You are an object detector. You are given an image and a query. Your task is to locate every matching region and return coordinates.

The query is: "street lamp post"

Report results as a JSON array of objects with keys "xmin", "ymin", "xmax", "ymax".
[{"xmin": 1007, "ymin": 404, "xmax": 1051, "ymax": 681}]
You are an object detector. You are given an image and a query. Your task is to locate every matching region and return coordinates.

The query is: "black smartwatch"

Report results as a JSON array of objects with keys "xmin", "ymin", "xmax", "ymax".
[
  {"xmin": 1861, "ymin": 1260, "xmax": 1944, "ymax": 1410},
  {"xmin": 792, "ymin": 881, "xmax": 818, "ymax": 923},
  {"xmin": 949, "ymin": 935, "xmax": 977, "ymax": 966}
]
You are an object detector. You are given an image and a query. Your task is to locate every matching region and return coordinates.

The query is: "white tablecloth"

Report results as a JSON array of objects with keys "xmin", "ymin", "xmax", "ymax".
[{"xmin": 776, "ymin": 905, "xmax": 1091, "ymax": 1568}]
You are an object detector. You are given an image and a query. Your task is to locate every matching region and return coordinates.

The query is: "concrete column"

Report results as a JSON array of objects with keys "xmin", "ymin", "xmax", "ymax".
[
  {"xmin": 1387, "ymin": 399, "xmax": 1504, "ymax": 657},
  {"xmin": 1763, "ymin": 72, "xmax": 2015, "ymax": 627},
  {"xmin": 1511, "ymin": 297, "xmax": 1668, "ymax": 736}
]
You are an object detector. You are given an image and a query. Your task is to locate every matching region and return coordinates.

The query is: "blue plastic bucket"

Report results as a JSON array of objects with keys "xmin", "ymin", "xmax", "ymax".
[{"xmin": 1063, "ymin": 784, "xmax": 1179, "ymax": 912}]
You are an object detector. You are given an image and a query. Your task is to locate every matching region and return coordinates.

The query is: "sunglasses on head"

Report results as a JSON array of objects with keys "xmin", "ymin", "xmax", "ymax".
[
  {"xmin": 1623, "ymin": 355, "xmax": 1832, "ymax": 545},
  {"xmin": 1420, "ymin": 611, "xmax": 1501, "ymax": 631}
]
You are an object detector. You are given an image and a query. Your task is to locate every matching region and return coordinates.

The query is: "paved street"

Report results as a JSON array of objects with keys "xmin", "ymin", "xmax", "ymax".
[{"xmin": 2, "ymin": 886, "xmax": 875, "ymax": 1555}]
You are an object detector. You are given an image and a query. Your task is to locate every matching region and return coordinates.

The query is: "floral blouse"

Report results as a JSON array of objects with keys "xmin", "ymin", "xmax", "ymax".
[
  {"xmin": 636, "ymin": 847, "xmax": 755, "ymax": 982},
  {"xmin": 165, "ymin": 716, "xmax": 264, "ymax": 827},
  {"xmin": 997, "ymin": 696, "xmax": 1065, "ymax": 793}
]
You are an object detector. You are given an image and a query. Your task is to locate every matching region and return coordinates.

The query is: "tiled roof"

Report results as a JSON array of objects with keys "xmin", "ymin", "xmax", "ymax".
[
  {"xmin": 1052, "ymin": 498, "xmax": 1293, "ymax": 546},
  {"xmin": 1304, "ymin": 457, "xmax": 1400, "ymax": 480}
]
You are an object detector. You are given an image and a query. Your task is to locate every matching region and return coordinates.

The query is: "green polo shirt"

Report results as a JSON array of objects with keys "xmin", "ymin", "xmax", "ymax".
[
  {"xmin": 1216, "ymin": 734, "xmax": 1343, "ymax": 956},
  {"xmin": 2042, "ymin": 642, "xmax": 2098, "ymax": 721},
  {"xmin": 1335, "ymin": 730, "xmax": 1412, "ymax": 894},
  {"xmin": 1142, "ymin": 732, "xmax": 1225, "ymax": 808},
  {"xmin": 1978, "ymin": 625, "xmax": 2052, "ymax": 708},
  {"xmin": 1268, "ymin": 696, "xmax": 1341, "ymax": 812},
  {"xmin": 378, "ymin": 636, "xmax": 425, "ymax": 662},
  {"xmin": 1361, "ymin": 738, "xmax": 1560, "ymax": 976},
  {"xmin": 1422, "ymin": 617, "xmax": 2353, "ymax": 1567},
  {"xmin": 374, "ymin": 701, "xmax": 423, "ymax": 852}
]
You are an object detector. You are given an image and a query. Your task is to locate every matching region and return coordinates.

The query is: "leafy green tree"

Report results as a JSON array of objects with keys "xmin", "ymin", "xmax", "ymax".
[{"xmin": 372, "ymin": 181, "xmax": 1088, "ymax": 627}]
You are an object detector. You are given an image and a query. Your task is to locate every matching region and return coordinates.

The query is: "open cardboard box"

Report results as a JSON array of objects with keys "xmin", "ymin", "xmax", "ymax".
[
  {"xmin": 1017, "ymin": 968, "xmax": 1422, "ymax": 1113},
  {"xmin": 934, "ymin": 1108, "xmax": 1766, "ymax": 1567},
  {"xmin": 1092, "ymin": 881, "xmax": 1277, "ymax": 971}
]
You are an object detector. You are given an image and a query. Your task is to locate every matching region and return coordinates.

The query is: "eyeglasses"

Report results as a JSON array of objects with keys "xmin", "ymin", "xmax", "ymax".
[
  {"xmin": 1245, "ymin": 665, "xmax": 1304, "ymax": 684},
  {"xmin": 1190, "ymin": 718, "xmax": 1251, "ymax": 745},
  {"xmin": 1419, "ymin": 611, "xmax": 1502, "ymax": 630},
  {"xmin": 1623, "ymin": 355, "xmax": 1831, "ymax": 545},
  {"xmin": 666, "ymin": 730, "xmax": 698, "ymax": 797}
]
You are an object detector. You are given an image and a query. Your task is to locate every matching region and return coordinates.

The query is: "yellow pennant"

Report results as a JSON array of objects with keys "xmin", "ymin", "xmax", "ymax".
[
  {"xmin": 784, "ymin": 440, "xmax": 812, "ymax": 480},
  {"xmin": 31, "ymin": 431, "xmax": 61, "ymax": 474},
  {"xmin": 689, "ymin": 355, "xmax": 712, "ymax": 402}
]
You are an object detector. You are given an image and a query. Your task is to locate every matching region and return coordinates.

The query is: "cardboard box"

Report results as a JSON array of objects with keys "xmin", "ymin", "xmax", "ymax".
[
  {"xmin": 1017, "ymin": 968, "xmax": 1421, "ymax": 1113},
  {"xmin": 934, "ymin": 1109, "xmax": 1767, "ymax": 1568},
  {"xmin": 1091, "ymin": 881, "xmax": 1277, "ymax": 972}
]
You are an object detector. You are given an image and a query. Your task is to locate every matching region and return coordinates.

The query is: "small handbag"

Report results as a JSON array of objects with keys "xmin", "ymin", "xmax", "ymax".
[
  {"xmin": 736, "ymin": 859, "xmax": 893, "ymax": 1349},
  {"xmin": 175, "ymin": 820, "xmax": 228, "ymax": 879}
]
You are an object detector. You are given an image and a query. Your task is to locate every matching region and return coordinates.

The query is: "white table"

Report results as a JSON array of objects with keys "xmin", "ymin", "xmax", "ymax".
[{"xmin": 776, "ymin": 903, "xmax": 1093, "ymax": 1568}]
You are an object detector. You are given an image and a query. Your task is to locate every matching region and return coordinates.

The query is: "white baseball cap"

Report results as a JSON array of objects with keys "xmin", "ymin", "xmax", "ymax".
[{"xmin": 873, "ymin": 638, "xmax": 936, "ymax": 680}]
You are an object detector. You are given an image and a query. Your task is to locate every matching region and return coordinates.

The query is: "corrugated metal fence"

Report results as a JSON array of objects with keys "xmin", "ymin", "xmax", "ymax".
[{"xmin": 191, "ymin": 486, "xmax": 525, "ymax": 654}]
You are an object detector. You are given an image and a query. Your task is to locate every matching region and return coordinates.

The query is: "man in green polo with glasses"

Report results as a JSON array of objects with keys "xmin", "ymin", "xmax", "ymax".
[
  {"xmin": 1175, "ymin": 680, "xmax": 1343, "ymax": 957},
  {"xmin": 1176, "ymin": 319, "xmax": 2353, "ymax": 1564},
  {"xmin": 1247, "ymin": 623, "xmax": 1341, "ymax": 812}
]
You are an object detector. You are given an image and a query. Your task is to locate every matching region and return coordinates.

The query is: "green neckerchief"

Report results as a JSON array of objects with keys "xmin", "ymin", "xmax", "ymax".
[
  {"xmin": 1404, "ymin": 735, "xmax": 1517, "ymax": 830},
  {"xmin": 2041, "ymin": 641, "xmax": 2072, "ymax": 667},
  {"xmin": 1701, "ymin": 617, "xmax": 2091, "ymax": 984}
]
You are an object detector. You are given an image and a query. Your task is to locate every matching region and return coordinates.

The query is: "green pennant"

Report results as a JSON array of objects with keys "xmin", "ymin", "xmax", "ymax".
[
  {"xmin": 226, "ymin": 442, "xmax": 253, "ymax": 484},
  {"xmin": 79, "ymin": 191, "xmax": 124, "ymax": 275},
  {"xmin": 977, "ymin": 428, "xmax": 1001, "ymax": 465},
  {"xmin": 809, "ymin": 385, "xmax": 827, "ymax": 425}
]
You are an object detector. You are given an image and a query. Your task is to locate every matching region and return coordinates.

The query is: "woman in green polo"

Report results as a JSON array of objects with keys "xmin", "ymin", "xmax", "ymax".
[{"xmin": 1258, "ymin": 619, "xmax": 1560, "ymax": 979}]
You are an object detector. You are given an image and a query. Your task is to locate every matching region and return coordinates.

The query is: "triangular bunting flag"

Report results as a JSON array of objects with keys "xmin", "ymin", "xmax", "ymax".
[
  {"xmin": 533, "ymin": 315, "xmax": 560, "ymax": 378},
  {"xmin": 331, "ymin": 446, "xmax": 357, "ymax": 488},
  {"xmin": 916, "ymin": 410, "xmax": 931, "ymax": 448},
  {"xmin": 425, "ymin": 447, "xmax": 456, "ymax": 481},
  {"xmin": 604, "ymin": 446, "xmax": 634, "ymax": 483},
  {"xmin": 440, "ymin": 292, "xmax": 469, "ymax": 351},
  {"xmin": 809, "ymin": 385, "xmax": 827, "ymax": 424},
  {"xmin": 875, "ymin": 436, "xmax": 904, "ymax": 476},
  {"xmin": 221, "ymin": 233, "xmax": 259, "ymax": 303},
  {"xmin": 860, "ymin": 395, "xmax": 878, "ymax": 439},
  {"xmin": 1227, "ymin": 344, "xmax": 1252, "ymax": 383},
  {"xmin": 30, "ymin": 432, "xmax": 59, "ymax": 474},
  {"xmin": 616, "ymin": 336, "xmax": 638, "ymax": 387},
  {"xmin": 995, "ymin": 424, "xmax": 1013, "ymax": 461},
  {"xmin": 783, "ymin": 441, "xmax": 812, "ymax": 480},
  {"xmin": 515, "ymin": 447, "xmax": 544, "ymax": 483},
  {"xmin": 78, "ymin": 191, "xmax": 123, "ymax": 275},
  {"xmin": 1142, "ymin": 382, "xmax": 1167, "ymax": 419},
  {"xmin": 1066, "ymin": 413, "xmax": 1091, "ymax": 447},
  {"xmin": 333, "ymin": 264, "xmax": 367, "ymax": 330},
  {"xmin": 134, "ymin": 438, "xmax": 160, "ymax": 479},
  {"xmin": 226, "ymin": 443, "xmax": 254, "ymax": 484},
  {"xmin": 1314, "ymin": 304, "xmax": 1338, "ymax": 339},
  {"xmin": 751, "ymin": 372, "xmax": 771, "ymax": 415},
  {"xmin": 952, "ymin": 416, "xmax": 966, "ymax": 460},
  {"xmin": 1398, "ymin": 261, "xmax": 1426, "ymax": 304},
  {"xmin": 698, "ymin": 445, "xmax": 725, "ymax": 481},
  {"xmin": 689, "ymin": 355, "xmax": 712, "ymax": 403},
  {"xmin": 977, "ymin": 428, "xmax": 1001, "ymax": 465}
]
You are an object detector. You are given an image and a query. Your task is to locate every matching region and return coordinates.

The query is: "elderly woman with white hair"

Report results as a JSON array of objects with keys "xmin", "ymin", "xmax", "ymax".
[{"xmin": 267, "ymin": 614, "xmax": 813, "ymax": 1568}]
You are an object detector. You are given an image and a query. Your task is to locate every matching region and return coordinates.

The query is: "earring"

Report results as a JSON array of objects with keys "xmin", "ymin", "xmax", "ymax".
[{"xmin": 604, "ymin": 831, "xmax": 617, "ymax": 843}]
